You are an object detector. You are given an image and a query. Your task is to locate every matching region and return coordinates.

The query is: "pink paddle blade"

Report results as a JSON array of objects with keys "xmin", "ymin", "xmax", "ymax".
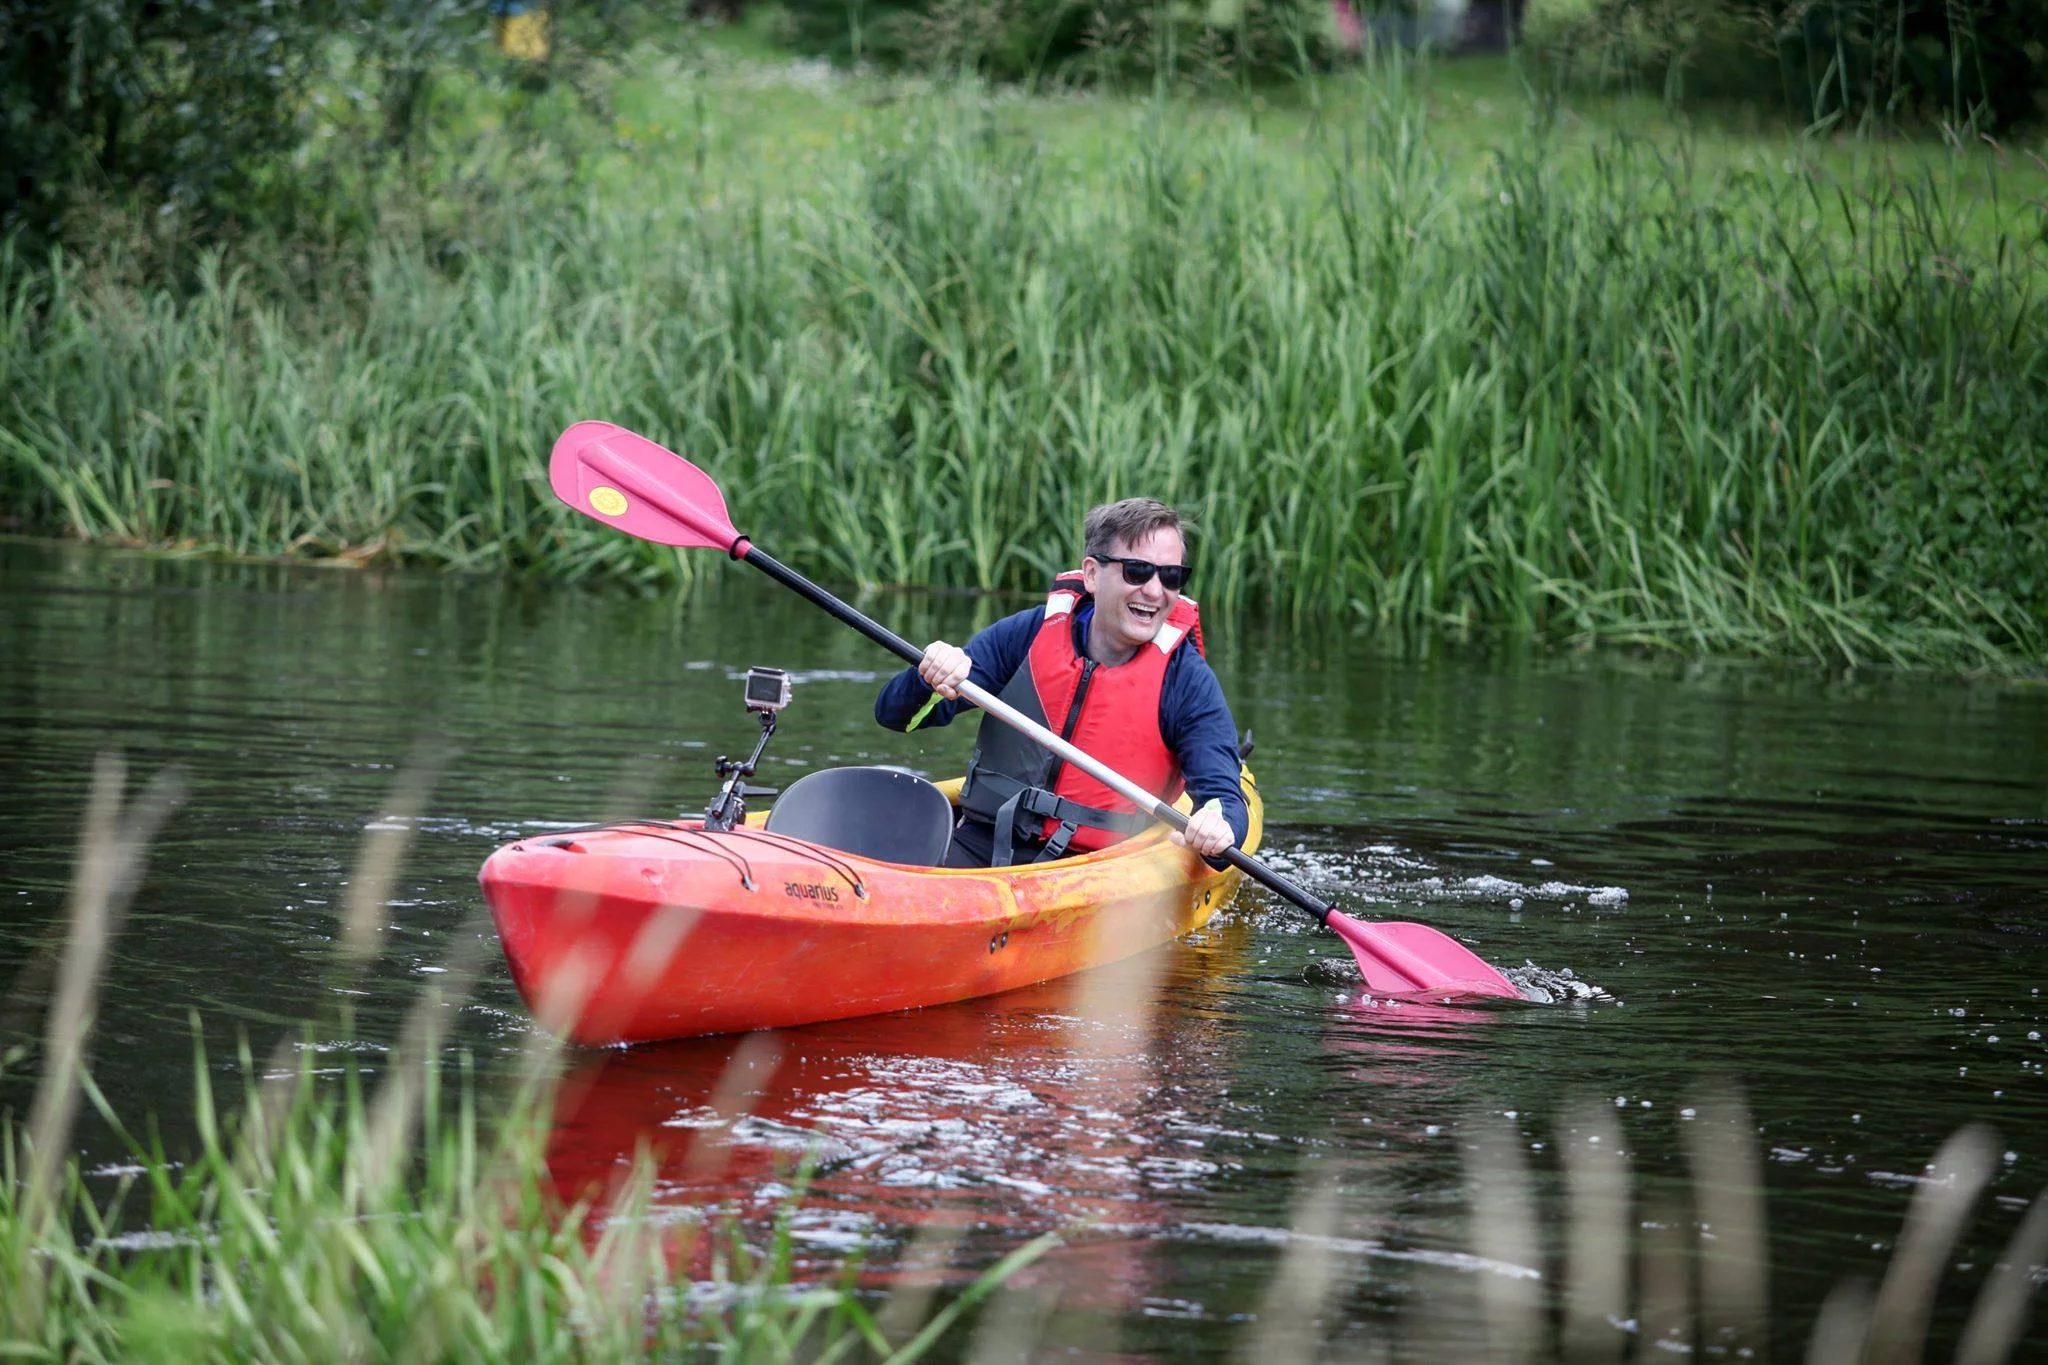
[
  {"xmin": 549, "ymin": 421, "xmax": 743, "ymax": 552},
  {"xmin": 1326, "ymin": 911, "xmax": 1522, "ymax": 1001}
]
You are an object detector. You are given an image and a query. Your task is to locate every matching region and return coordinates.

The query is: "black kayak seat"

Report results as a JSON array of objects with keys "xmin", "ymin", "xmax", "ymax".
[{"xmin": 761, "ymin": 766, "xmax": 954, "ymax": 867}]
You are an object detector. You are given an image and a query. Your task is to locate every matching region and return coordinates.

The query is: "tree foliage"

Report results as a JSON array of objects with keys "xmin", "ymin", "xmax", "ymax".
[
  {"xmin": 3, "ymin": 1, "xmax": 463, "ymax": 244},
  {"xmin": 0, "ymin": 1, "xmax": 679, "ymax": 252},
  {"xmin": 1528, "ymin": 0, "xmax": 2048, "ymax": 132}
]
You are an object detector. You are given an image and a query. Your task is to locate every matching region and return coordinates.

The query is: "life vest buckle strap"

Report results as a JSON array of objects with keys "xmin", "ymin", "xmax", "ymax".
[
  {"xmin": 1014, "ymin": 787, "xmax": 1151, "ymax": 836},
  {"xmin": 991, "ymin": 786, "xmax": 1154, "ymax": 865}
]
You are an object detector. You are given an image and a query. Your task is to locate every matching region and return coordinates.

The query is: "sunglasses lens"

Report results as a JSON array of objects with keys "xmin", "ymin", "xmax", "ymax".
[{"xmin": 1105, "ymin": 558, "xmax": 1189, "ymax": 590}]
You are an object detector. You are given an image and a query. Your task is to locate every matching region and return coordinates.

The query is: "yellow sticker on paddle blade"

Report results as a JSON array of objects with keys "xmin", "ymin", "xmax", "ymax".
[{"xmin": 588, "ymin": 486, "xmax": 628, "ymax": 517}]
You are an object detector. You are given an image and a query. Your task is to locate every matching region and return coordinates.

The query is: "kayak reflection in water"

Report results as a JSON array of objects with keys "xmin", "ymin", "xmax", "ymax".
[
  {"xmin": 874, "ymin": 498, "xmax": 1250, "ymax": 869},
  {"xmin": 544, "ymin": 943, "xmax": 1251, "ymax": 1328}
]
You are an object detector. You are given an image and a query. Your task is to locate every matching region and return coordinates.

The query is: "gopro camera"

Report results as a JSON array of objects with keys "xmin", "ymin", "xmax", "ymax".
[{"xmin": 743, "ymin": 666, "xmax": 792, "ymax": 714}]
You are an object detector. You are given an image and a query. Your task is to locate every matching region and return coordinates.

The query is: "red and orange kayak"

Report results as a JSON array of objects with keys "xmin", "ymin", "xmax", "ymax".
[{"xmin": 481, "ymin": 770, "xmax": 1263, "ymax": 1045}]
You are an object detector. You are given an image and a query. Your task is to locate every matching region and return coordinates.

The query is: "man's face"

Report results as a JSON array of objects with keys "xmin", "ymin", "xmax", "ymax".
[{"xmin": 1081, "ymin": 525, "xmax": 1187, "ymax": 658}]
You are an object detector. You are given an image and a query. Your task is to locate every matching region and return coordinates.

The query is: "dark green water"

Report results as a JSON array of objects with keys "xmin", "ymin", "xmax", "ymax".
[{"xmin": 2, "ymin": 539, "xmax": 2044, "ymax": 1359}]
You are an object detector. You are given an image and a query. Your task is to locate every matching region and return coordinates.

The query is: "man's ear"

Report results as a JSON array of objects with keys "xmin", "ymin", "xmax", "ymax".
[{"xmin": 1080, "ymin": 556, "xmax": 1101, "ymax": 595}]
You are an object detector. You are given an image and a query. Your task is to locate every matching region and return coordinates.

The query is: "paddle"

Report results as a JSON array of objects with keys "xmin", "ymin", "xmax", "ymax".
[{"xmin": 548, "ymin": 421, "xmax": 1523, "ymax": 1002}]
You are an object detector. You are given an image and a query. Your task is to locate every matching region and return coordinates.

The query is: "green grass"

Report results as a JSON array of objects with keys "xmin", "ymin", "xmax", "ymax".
[{"xmin": 2, "ymin": 43, "xmax": 2044, "ymax": 672}]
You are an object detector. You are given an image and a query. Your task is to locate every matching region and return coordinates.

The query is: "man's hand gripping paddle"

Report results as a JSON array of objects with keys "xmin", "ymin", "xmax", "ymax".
[{"xmin": 550, "ymin": 421, "xmax": 1523, "ymax": 1003}]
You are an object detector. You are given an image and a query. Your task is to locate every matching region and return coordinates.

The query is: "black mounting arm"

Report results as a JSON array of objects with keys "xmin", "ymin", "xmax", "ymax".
[{"xmin": 702, "ymin": 710, "xmax": 778, "ymax": 831}]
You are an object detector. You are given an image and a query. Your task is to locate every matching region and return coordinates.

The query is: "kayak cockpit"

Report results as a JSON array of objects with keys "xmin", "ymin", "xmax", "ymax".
[{"xmin": 761, "ymin": 765, "xmax": 955, "ymax": 867}]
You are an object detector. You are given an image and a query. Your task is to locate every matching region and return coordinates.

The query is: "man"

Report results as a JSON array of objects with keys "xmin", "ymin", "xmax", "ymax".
[{"xmin": 874, "ymin": 498, "xmax": 1248, "ymax": 869}]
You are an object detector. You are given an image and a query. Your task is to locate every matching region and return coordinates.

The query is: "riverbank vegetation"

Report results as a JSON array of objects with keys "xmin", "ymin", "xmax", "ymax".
[{"xmin": 1, "ymin": 4, "xmax": 2044, "ymax": 672}]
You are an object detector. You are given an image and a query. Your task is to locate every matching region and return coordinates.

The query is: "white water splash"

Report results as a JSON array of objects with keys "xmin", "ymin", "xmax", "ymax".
[
  {"xmin": 1175, "ymin": 1220, "xmax": 1543, "ymax": 1282},
  {"xmin": 1259, "ymin": 845, "xmax": 1629, "ymax": 912},
  {"xmin": 1503, "ymin": 962, "xmax": 1615, "ymax": 1005}
]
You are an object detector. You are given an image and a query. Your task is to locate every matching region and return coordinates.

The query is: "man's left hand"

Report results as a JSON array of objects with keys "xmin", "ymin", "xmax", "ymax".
[{"xmin": 1171, "ymin": 799, "xmax": 1235, "ymax": 859}]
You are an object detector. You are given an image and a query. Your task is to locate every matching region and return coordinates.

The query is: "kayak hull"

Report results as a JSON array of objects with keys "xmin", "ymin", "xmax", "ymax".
[{"xmin": 480, "ymin": 772, "xmax": 1263, "ymax": 1045}]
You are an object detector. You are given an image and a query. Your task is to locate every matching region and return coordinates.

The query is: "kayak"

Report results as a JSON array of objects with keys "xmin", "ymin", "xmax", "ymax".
[{"xmin": 480, "ymin": 768, "xmax": 1263, "ymax": 1046}]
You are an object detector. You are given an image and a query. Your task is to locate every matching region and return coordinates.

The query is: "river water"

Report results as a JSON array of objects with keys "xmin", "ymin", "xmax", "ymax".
[{"xmin": 2, "ymin": 539, "xmax": 2044, "ymax": 1359}]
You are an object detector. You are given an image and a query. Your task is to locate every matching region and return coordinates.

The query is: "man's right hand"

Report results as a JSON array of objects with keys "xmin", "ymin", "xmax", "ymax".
[{"xmin": 918, "ymin": 641, "xmax": 973, "ymax": 700}]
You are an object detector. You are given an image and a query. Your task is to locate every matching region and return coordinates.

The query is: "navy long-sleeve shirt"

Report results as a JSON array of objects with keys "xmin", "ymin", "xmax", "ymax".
[{"xmin": 874, "ymin": 603, "xmax": 1250, "ymax": 851}]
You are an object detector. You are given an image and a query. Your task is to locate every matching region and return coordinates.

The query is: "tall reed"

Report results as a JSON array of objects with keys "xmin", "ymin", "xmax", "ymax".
[{"xmin": 2, "ymin": 62, "xmax": 2042, "ymax": 670}]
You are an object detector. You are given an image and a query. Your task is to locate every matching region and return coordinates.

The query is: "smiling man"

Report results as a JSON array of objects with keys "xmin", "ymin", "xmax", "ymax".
[{"xmin": 875, "ymin": 498, "xmax": 1249, "ymax": 869}]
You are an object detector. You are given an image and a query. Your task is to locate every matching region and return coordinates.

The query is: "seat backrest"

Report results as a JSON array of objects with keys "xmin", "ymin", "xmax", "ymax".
[{"xmin": 761, "ymin": 766, "xmax": 954, "ymax": 867}]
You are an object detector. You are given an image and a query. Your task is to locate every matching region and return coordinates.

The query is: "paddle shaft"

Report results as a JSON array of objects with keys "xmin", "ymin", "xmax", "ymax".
[{"xmin": 740, "ymin": 545, "xmax": 1341, "ymax": 928}]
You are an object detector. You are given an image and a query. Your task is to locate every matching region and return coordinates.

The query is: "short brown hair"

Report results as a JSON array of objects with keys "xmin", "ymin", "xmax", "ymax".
[{"xmin": 1083, "ymin": 498, "xmax": 1182, "ymax": 561}]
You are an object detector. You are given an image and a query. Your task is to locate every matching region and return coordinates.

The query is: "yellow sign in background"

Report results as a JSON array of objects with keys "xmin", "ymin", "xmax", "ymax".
[{"xmin": 492, "ymin": 5, "xmax": 550, "ymax": 61}]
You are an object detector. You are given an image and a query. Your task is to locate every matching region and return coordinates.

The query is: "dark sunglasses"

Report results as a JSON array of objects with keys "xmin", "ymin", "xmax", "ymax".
[{"xmin": 1098, "ymin": 556, "xmax": 1192, "ymax": 592}]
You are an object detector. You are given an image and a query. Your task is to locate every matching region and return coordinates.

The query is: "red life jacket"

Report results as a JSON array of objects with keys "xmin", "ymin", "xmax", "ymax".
[{"xmin": 959, "ymin": 570, "xmax": 1204, "ymax": 863}]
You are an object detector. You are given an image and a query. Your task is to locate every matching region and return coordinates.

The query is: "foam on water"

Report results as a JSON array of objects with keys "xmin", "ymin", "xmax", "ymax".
[{"xmin": 1503, "ymin": 961, "xmax": 1616, "ymax": 1005}]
